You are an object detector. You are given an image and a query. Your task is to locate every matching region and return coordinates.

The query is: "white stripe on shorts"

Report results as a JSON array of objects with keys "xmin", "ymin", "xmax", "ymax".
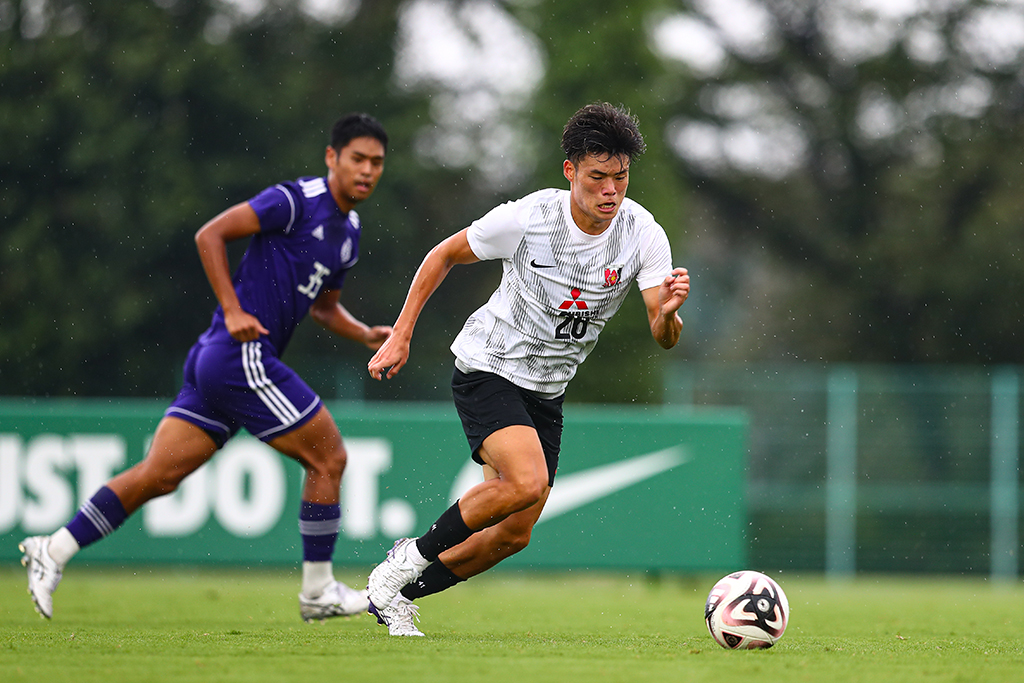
[
  {"xmin": 164, "ymin": 407, "xmax": 230, "ymax": 435},
  {"xmin": 251, "ymin": 343, "xmax": 300, "ymax": 420},
  {"xmin": 241, "ymin": 341, "xmax": 301, "ymax": 426},
  {"xmin": 253, "ymin": 398, "xmax": 319, "ymax": 440}
]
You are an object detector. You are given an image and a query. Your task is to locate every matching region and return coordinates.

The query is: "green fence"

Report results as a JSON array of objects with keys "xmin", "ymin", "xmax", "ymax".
[
  {"xmin": 667, "ymin": 363, "xmax": 1022, "ymax": 579},
  {"xmin": 0, "ymin": 400, "xmax": 747, "ymax": 572}
]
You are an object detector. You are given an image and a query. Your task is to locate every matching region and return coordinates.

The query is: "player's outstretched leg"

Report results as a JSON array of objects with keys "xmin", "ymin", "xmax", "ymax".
[
  {"xmin": 19, "ymin": 536, "xmax": 63, "ymax": 619},
  {"xmin": 18, "ymin": 418, "xmax": 222, "ymax": 621}
]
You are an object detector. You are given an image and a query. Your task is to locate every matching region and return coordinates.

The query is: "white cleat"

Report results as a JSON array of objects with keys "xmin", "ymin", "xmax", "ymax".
[
  {"xmin": 369, "ymin": 595, "xmax": 425, "ymax": 636},
  {"xmin": 366, "ymin": 538, "xmax": 427, "ymax": 616},
  {"xmin": 299, "ymin": 580, "xmax": 370, "ymax": 622},
  {"xmin": 19, "ymin": 536, "xmax": 62, "ymax": 620}
]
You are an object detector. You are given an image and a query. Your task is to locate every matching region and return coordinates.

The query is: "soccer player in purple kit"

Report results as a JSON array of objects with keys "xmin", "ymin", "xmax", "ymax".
[{"xmin": 18, "ymin": 113, "xmax": 393, "ymax": 623}]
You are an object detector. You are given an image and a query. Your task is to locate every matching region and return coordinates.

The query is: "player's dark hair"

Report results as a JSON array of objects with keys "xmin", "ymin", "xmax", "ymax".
[
  {"xmin": 561, "ymin": 102, "xmax": 646, "ymax": 165},
  {"xmin": 330, "ymin": 113, "xmax": 388, "ymax": 154}
]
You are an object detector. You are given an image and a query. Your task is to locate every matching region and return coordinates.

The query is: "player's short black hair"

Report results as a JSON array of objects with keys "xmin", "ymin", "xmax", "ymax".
[
  {"xmin": 561, "ymin": 102, "xmax": 646, "ymax": 165},
  {"xmin": 330, "ymin": 113, "xmax": 388, "ymax": 154}
]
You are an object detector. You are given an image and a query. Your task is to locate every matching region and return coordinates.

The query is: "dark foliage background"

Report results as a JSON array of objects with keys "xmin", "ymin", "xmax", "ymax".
[{"xmin": 3, "ymin": 0, "xmax": 1022, "ymax": 402}]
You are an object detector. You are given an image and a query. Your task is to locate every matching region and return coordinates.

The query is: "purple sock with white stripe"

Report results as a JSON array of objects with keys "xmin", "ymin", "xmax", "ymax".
[
  {"xmin": 65, "ymin": 486, "xmax": 129, "ymax": 548},
  {"xmin": 299, "ymin": 501, "xmax": 341, "ymax": 562}
]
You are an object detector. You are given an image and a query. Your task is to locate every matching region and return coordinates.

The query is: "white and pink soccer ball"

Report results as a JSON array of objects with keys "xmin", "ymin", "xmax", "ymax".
[{"xmin": 705, "ymin": 570, "xmax": 790, "ymax": 649}]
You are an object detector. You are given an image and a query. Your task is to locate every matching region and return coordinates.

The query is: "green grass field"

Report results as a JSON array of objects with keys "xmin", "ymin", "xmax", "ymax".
[{"xmin": 2, "ymin": 566, "xmax": 1022, "ymax": 682}]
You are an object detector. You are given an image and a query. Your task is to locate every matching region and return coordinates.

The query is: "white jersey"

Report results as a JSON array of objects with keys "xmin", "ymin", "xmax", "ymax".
[{"xmin": 451, "ymin": 188, "xmax": 673, "ymax": 397}]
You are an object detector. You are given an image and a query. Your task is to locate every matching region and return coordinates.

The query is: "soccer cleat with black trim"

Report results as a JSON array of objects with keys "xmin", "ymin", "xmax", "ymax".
[
  {"xmin": 299, "ymin": 580, "xmax": 370, "ymax": 621},
  {"xmin": 19, "ymin": 536, "xmax": 62, "ymax": 619}
]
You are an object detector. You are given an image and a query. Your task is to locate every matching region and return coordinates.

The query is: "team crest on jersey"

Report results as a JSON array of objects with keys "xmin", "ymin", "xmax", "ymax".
[
  {"xmin": 602, "ymin": 265, "xmax": 623, "ymax": 288},
  {"xmin": 340, "ymin": 237, "xmax": 353, "ymax": 265}
]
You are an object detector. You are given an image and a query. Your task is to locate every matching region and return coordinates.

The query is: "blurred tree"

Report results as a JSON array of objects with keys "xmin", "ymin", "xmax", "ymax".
[
  {"xmin": 652, "ymin": 0, "xmax": 1024, "ymax": 363},
  {"xmin": 0, "ymin": 0, "xmax": 424, "ymax": 397},
  {"xmin": 6, "ymin": 0, "xmax": 1024, "ymax": 402},
  {"xmin": 1, "ymin": 0, "xmax": 252, "ymax": 396}
]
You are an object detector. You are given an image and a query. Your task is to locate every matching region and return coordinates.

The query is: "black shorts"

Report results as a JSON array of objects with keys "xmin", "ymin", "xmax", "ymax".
[{"xmin": 451, "ymin": 367, "xmax": 564, "ymax": 486}]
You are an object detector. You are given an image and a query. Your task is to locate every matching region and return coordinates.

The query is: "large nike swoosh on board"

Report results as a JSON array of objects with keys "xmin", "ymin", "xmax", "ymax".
[
  {"xmin": 538, "ymin": 446, "xmax": 688, "ymax": 524},
  {"xmin": 447, "ymin": 446, "xmax": 688, "ymax": 523}
]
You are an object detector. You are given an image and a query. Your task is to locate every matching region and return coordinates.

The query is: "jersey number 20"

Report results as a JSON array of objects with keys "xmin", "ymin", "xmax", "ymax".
[{"xmin": 555, "ymin": 316, "xmax": 589, "ymax": 341}]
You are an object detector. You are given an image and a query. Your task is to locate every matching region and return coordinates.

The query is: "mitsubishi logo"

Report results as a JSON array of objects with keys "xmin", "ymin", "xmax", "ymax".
[{"xmin": 558, "ymin": 288, "xmax": 588, "ymax": 310}]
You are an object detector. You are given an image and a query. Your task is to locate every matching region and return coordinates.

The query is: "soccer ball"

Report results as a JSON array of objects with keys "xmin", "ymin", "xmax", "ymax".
[{"xmin": 705, "ymin": 570, "xmax": 789, "ymax": 649}]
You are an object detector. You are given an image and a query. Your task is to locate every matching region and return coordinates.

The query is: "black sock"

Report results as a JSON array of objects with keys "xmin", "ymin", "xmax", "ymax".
[
  {"xmin": 401, "ymin": 561, "xmax": 466, "ymax": 600},
  {"xmin": 415, "ymin": 501, "xmax": 473, "ymax": 561}
]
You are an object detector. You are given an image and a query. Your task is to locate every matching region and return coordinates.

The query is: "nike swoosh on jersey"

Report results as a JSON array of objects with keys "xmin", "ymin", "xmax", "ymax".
[
  {"xmin": 530, "ymin": 259, "xmax": 556, "ymax": 268},
  {"xmin": 447, "ymin": 446, "xmax": 688, "ymax": 522}
]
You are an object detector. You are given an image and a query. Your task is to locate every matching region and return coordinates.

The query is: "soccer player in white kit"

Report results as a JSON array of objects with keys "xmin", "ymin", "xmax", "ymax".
[{"xmin": 364, "ymin": 103, "xmax": 690, "ymax": 636}]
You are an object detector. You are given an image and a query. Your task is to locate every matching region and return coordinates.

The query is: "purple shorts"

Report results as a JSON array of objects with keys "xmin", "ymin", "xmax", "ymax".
[{"xmin": 166, "ymin": 340, "xmax": 322, "ymax": 446}]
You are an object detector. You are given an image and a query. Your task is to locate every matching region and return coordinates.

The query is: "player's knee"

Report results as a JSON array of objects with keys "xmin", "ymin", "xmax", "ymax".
[
  {"xmin": 151, "ymin": 476, "xmax": 181, "ymax": 498},
  {"xmin": 326, "ymin": 444, "xmax": 347, "ymax": 475},
  {"xmin": 514, "ymin": 473, "xmax": 546, "ymax": 509},
  {"xmin": 308, "ymin": 444, "xmax": 347, "ymax": 481},
  {"xmin": 505, "ymin": 528, "xmax": 532, "ymax": 555},
  {"xmin": 138, "ymin": 464, "xmax": 186, "ymax": 499},
  {"xmin": 493, "ymin": 523, "xmax": 533, "ymax": 557}
]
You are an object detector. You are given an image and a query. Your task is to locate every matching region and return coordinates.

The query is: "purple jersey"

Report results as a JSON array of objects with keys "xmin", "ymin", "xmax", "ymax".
[{"xmin": 199, "ymin": 176, "xmax": 361, "ymax": 354}]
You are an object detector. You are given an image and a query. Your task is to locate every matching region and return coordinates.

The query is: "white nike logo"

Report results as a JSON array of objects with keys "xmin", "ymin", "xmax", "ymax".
[
  {"xmin": 539, "ymin": 446, "xmax": 687, "ymax": 524},
  {"xmin": 448, "ymin": 446, "xmax": 688, "ymax": 522}
]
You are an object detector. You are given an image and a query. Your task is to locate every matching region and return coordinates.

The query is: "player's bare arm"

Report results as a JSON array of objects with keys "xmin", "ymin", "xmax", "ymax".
[
  {"xmin": 367, "ymin": 228, "xmax": 480, "ymax": 380},
  {"xmin": 310, "ymin": 288, "xmax": 393, "ymax": 351},
  {"xmin": 642, "ymin": 267, "xmax": 689, "ymax": 349},
  {"xmin": 194, "ymin": 202, "xmax": 269, "ymax": 342}
]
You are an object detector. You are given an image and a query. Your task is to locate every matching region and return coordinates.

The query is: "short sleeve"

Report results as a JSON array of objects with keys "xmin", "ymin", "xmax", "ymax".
[
  {"xmin": 465, "ymin": 199, "xmax": 528, "ymax": 261},
  {"xmin": 636, "ymin": 222, "xmax": 673, "ymax": 291},
  {"xmin": 248, "ymin": 184, "xmax": 299, "ymax": 234}
]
